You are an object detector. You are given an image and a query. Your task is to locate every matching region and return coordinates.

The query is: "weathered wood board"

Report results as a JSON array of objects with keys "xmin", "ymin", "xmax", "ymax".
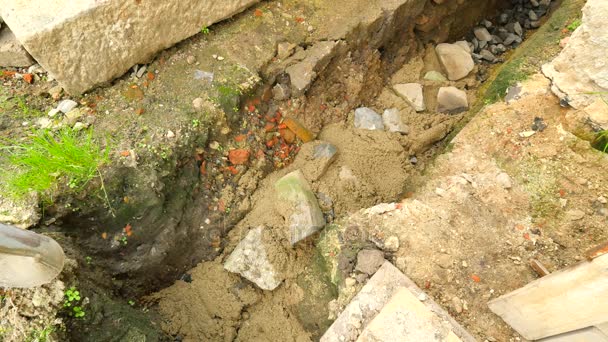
[{"xmin": 488, "ymin": 254, "xmax": 608, "ymax": 340}]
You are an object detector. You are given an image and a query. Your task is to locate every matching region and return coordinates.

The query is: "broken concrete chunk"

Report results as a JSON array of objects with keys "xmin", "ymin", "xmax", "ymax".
[
  {"xmin": 382, "ymin": 109, "xmax": 409, "ymax": 134},
  {"xmin": 285, "ymin": 41, "xmax": 338, "ymax": 95},
  {"xmin": 354, "ymin": 107, "xmax": 384, "ymax": 131},
  {"xmin": 437, "ymin": 87, "xmax": 469, "ymax": 114},
  {"xmin": 355, "ymin": 249, "xmax": 385, "ymax": 275},
  {"xmin": 435, "ymin": 43, "xmax": 475, "ymax": 81},
  {"xmin": 393, "ymin": 83, "xmax": 425, "ymax": 112},
  {"xmin": 275, "ymin": 170, "xmax": 325, "ymax": 245},
  {"xmin": 224, "ymin": 226, "xmax": 286, "ymax": 291},
  {"xmin": 0, "ymin": 28, "xmax": 34, "ymax": 67}
]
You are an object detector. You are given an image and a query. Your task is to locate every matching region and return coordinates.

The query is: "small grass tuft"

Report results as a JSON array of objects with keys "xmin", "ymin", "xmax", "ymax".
[
  {"xmin": 567, "ymin": 18, "xmax": 582, "ymax": 31},
  {"xmin": 593, "ymin": 130, "xmax": 608, "ymax": 153},
  {"xmin": 0, "ymin": 128, "xmax": 109, "ymax": 201}
]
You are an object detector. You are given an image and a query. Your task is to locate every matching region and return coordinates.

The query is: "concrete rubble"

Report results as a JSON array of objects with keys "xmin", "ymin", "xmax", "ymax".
[
  {"xmin": 0, "ymin": 0, "xmax": 261, "ymax": 93},
  {"xmin": 354, "ymin": 107, "xmax": 384, "ymax": 131},
  {"xmin": 223, "ymin": 226, "xmax": 285, "ymax": 291}
]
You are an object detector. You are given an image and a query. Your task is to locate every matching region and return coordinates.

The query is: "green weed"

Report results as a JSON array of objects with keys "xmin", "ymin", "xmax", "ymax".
[
  {"xmin": 213, "ymin": 83, "xmax": 242, "ymax": 115},
  {"xmin": 201, "ymin": 26, "xmax": 210, "ymax": 35},
  {"xmin": 593, "ymin": 130, "xmax": 608, "ymax": 153},
  {"xmin": 26, "ymin": 326, "xmax": 54, "ymax": 342},
  {"xmin": 63, "ymin": 287, "xmax": 85, "ymax": 318},
  {"xmin": 567, "ymin": 18, "xmax": 582, "ymax": 31},
  {"xmin": 0, "ymin": 128, "xmax": 109, "ymax": 202}
]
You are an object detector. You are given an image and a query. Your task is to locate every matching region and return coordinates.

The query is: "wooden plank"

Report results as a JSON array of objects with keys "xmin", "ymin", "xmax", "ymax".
[
  {"xmin": 539, "ymin": 327, "xmax": 608, "ymax": 342},
  {"xmin": 488, "ymin": 254, "xmax": 608, "ymax": 340},
  {"xmin": 596, "ymin": 322, "xmax": 608, "ymax": 335}
]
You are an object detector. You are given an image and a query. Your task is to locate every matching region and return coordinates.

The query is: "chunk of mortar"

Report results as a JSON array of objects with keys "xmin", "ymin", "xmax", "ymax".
[
  {"xmin": 224, "ymin": 226, "xmax": 286, "ymax": 291},
  {"xmin": 275, "ymin": 170, "xmax": 326, "ymax": 245}
]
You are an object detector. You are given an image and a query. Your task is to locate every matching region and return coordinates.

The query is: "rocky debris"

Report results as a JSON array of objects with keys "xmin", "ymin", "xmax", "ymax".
[
  {"xmin": 56, "ymin": 99, "xmax": 78, "ymax": 113},
  {"xmin": 435, "ymin": 43, "xmax": 475, "ymax": 81},
  {"xmin": 423, "ymin": 70, "xmax": 447, "ymax": 82},
  {"xmin": 300, "ymin": 141, "xmax": 338, "ymax": 181},
  {"xmin": 565, "ymin": 209, "xmax": 585, "ymax": 221},
  {"xmin": 224, "ymin": 226, "xmax": 285, "ymax": 291},
  {"xmin": 272, "ymin": 83, "xmax": 291, "ymax": 101},
  {"xmin": 274, "ymin": 170, "xmax": 325, "ymax": 245},
  {"xmin": 531, "ymin": 117, "xmax": 547, "ymax": 131},
  {"xmin": 474, "ymin": 27, "xmax": 493, "ymax": 42},
  {"xmin": 285, "ymin": 41, "xmax": 339, "ymax": 95},
  {"xmin": 277, "ymin": 42, "xmax": 296, "ymax": 60},
  {"xmin": 0, "ymin": 27, "xmax": 34, "ymax": 67},
  {"xmin": 496, "ymin": 172, "xmax": 513, "ymax": 189},
  {"xmin": 465, "ymin": 0, "xmax": 553, "ymax": 65},
  {"xmin": 62, "ymin": 108, "xmax": 84, "ymax": 126},
  {"xmin": 542, "ymin": 0, "xmax": 608, "ymax": 109},
  {"xmin": 354, "ymin": 107, "xmax": 384, "ymax": 131},
  {"xmin": 437, "ymin": 86, "xmax": 468, "ymax": 113},
  {"xmin": 393, "ymin": 83, "xmax": 425, "ymax": 112},
  {"xmin": 383, "ymin": 236, "xmax": 400, "ymax": 252},
  {"xmin": 382, "ymin": 109, "xmax": 409, "ymax": 134},
  {"xmin": 355, "ymin": 249, "xmax": 385, "ymax": 275},
  {"xmin": 192, "ymin": 97, "xmax": 204, "ymax": 110},
  {"xmin": 582, "ymin": 98, "xmax": 608, "ymax": 131},
  {"xmin": 0, "ymin": 0, "xmax": 261, "ymax": 93},
  {"xmin": 47, "ymin": 85, "xmax": 63, "ymax": 100},
  {"xmin": 193, "ymin": 70, "xmax": 214, "ymax": 82}
]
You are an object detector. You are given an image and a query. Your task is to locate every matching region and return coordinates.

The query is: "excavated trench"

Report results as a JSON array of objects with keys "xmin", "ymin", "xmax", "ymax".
[{"xmin": 54, "ymin": 0, "xmax": 565, "ymax": 340}]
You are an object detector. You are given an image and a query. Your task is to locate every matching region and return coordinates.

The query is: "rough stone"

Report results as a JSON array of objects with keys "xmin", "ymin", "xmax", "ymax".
[
  {"xmin": 355, "ymin": 249, "xmax": 385, "ymax": 275},
  {"xmin": 423, "ymin": 70, "xmax": 448, "ymax": 82},
  {"xmin": 272, "ymin": 83, "xmax": 291, "ymax": 101},
  {"xmin": 274, "ymin": 170, "xmax": 325, "ymax": 245},
  {"xmin": 437, "ymin": 87, "xmax": 468, "ymax": 113},
  {"xmin": 0, "ymin": 0, "xmax": 261, "ymax": 93},
  {"xmin": 393, "ymin": 83, "xmax": 425, "ymax": 112},
  {"xmin": 0, "ymin": 27, "xmax": 34, "ymax": 67},
  {"xmin": 62, "ymin": 108, "xmax": 84, "ymax": 126},
  {"xmin": 542, "ymin": 0, "xmax": 608, "ymax": 108},
  {"xmin": 354, "ymin": 107, "xmax": 384, "ymax": 131},
  {"xmin": 277, "ymin": 42, "xmax": 296, "ymax": 60},
  {"xmin": 473, "ymin": 27, "xmax": 493, "ymax": 42},
  {"xmin": 435, "ymin": 43, "xmax": 475, "ymax": 81},
  {"xmin": 56, "ymin": 99, "xmax": 78, "ymax": 113},
  {"xmin": 285, "ymin": 41, "xmax": 338, "ymax": 95},
  {"xmin": 496, "ymin": 172, "xmax": 513, "ymax": 189},
  {"xmin": 382, "ymin": 109, "xmax": 410, "ymax": 134},
  {"xmin": 224, "ymin": 226, "xmax": 285, "ymax": 291}
]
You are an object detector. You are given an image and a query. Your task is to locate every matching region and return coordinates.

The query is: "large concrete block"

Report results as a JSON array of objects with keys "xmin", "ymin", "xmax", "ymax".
[
  {"xmin": 0, "ymin": 27, "xmax": 34, "ymax": 67},
  {"xmin": 0, "ymin": 0, "xmax": 260, "ymax": 94}
]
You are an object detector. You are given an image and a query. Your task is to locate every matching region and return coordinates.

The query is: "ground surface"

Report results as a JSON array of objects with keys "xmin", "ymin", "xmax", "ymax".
[{"xmin": 0, "ymin": 0, "xmax": 599, "ymax": 341}]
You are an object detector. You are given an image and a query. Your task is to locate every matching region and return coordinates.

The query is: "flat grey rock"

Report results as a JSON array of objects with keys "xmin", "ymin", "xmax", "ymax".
[
  {"xmin": 0, "ymin": 27, "xmax": 34, "ymax": 67},
  {"xmin": 382, "ymin": 108, "xmax": 409, "ymax": 134},
  {"xmin": 354, "ymin": 107, "xmax": 384, "ymax": 131}
]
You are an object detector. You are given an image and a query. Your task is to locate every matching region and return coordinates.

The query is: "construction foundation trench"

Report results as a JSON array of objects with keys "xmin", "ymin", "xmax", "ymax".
[{"xmin": 3, "ymin": 0, "xmax": 588, "ymax": 341}]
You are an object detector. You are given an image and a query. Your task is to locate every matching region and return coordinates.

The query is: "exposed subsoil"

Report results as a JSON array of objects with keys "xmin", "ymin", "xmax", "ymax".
[{"xmin": 0, "ymin": 0, "xmax": 591, "ymax": 341}]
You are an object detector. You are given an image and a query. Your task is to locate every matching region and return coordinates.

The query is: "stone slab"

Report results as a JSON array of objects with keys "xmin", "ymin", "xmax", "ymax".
[
  {"xmin": 0, "ymin": 0, "xmax": 260, "ymax": 93},
  {"xmin": 321, "ymin": 262, "xmax": 475, "ymax": 342}
]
